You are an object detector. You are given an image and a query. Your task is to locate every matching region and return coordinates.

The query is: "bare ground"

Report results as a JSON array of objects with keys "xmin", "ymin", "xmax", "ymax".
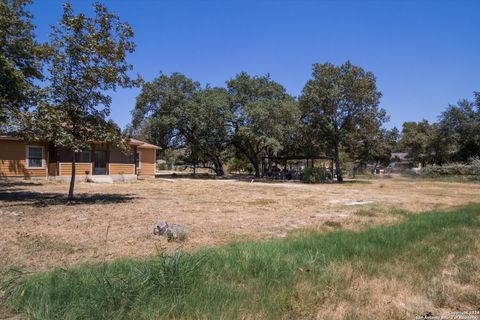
[{"xmin": 1, "ymin": 176, "xmax": 480, "ymax": 271}]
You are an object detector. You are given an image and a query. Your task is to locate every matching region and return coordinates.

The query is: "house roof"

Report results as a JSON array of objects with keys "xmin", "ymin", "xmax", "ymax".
[
  {"xmin": 129, "ymin": 138, "xmax": 161, "ymax": 149},
  {"xmin": 0, "ymin": 135, "xmax": 22, "ymax": 141},
  {"xmin": 0, "ymin": 135, "xmax": 160, "ymax": 149}
]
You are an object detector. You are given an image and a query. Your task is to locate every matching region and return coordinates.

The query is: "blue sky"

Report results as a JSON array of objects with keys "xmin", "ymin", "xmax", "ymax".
[{"xmin": 30, "ymin": 0, "xmax": 479, "ymax": 130}]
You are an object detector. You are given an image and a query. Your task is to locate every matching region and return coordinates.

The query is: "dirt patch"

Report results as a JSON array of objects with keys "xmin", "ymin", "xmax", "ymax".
[{"xmin": 1, "ymin": 176, "xmax": 480, "ymax": 271}]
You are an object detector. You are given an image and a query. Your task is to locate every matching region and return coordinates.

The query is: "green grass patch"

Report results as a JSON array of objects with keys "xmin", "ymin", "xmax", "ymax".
[{"xmin": 2, "ymin": 205, "xmax": 480, "ymax": 319}]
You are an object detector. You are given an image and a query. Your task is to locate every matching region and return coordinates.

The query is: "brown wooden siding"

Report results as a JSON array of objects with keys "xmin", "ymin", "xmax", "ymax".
[
  {"xmin": 109, "ymin": 147, "xmax": 134, "ymax": 163},
  {"xmin": 58, "ymin": 163, "xmax": 93, "ymax": 176},
  {"xmin": 48, "ymin": 163, "xmax": 57, "ymax": 176},
  {"xmin": 137, "ymin": 148, "xmax": 156, "ymax": 176},
  {"xmin": 109, "ymin": 163, "xmax": 135, "ymax": 175},
  {"xmin": 0, "ymin": 140, "xmax": 47, "ymax": 178}
]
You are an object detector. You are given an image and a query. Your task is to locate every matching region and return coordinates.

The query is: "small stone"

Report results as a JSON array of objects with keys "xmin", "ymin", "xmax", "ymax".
[
  {"xmin": 153, "ymin": 221, "xmax": 168, "ymax": 235},
  {"xmin": 153, "ymin": 221, "xmax": 188, "ymax": 242},
  {"xmin": 165, "ymin": 223, "xmax": 188, "ymax": 242}
]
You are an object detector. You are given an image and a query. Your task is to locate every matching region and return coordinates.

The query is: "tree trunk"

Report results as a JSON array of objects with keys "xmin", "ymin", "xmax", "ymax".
[
  {"xmin": 68, "ymin": 151, "xmax": 76, "ymax": 200},
  {"xmin": 213, "ymin": 157, "xmax": 224, "ymax": 176},
  {"xmin": 334, "ymin": 141, "xmax": 343, "ymax": 182},
  {"xmin": 244, "ymin": 153, "xmax": 260, "ymax": 177},
  {"xmin": 373, "ymin": 161, "xmax": 379, "ymax": 174},
  {"xmin": 252, "ymin": 159, "xmax": 260, "ymax": 178}
]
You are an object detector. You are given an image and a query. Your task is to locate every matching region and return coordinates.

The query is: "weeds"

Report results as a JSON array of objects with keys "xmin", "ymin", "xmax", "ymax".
[
  {"xmin": 324, "ymin": 220, "xmax": 343, "ymax": 228},
  {"xmin": 456, "ymin": 257, "xmax": 480, "ymax": 284},
  {"xmin": 354, "ymin": 208, "xmax": 378, "ymax": 217},
  {"xmin": 2, "ymin": 205, "xmax": 480, "ymax": 319}
]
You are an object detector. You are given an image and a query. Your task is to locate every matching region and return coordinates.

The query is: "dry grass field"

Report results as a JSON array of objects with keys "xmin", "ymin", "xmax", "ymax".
[
  {"xmin": 1, "ymin": 176, "xmax": 480, "ymax": 319},
  {"xmin": 1, "ymin": 175, "xmax": 479, "ymax": 272}
]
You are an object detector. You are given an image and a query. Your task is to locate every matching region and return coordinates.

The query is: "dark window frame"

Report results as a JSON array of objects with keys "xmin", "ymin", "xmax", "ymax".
[{"xmin": 26, "ymin": 146, "xmax": 44, "ymax": 168}]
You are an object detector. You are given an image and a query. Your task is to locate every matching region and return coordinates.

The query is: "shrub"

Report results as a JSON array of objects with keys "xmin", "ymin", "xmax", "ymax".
[
  {"xmin": 227, "ymin": 158, "xmax": 254, "ymax": 174},
  {"xmin": 469, "ymin": 157, "xmax": 480, "ymax": 175},
  {"xmin": 301, "ymin": 167, "xmax": 327, "ymax": 184},
  {"xmin": 422, "ymin": 162, "xmax": 479, "ymax": 177},
  {"xmin": 157, "ymin": 163, "xmax": 170, "ymax": 171}
]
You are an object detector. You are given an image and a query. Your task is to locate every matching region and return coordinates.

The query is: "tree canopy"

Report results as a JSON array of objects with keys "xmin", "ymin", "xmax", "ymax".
[
  {"xmin": 132, "ymin": 73, "xmax": 233, "ymax": 175},
  {"xmin": 438, "ymin": 98, "xmax": 480, "ymax": 161},
  {"xmin": 399, "ymin": 120, "xmax": 440, "ymax": 165},
  {"xmin": 299, "ymin": 61, "xmax": 386, "ymax": 181},
  {"xmin": 130, "ymin": 65, "xmax": 412, "ymax": 179},
  {"xmin": 398, "ymin": 93, "xmax": 480, "ymax": 166},
  {"xmin": 227, "ymin": 73, "xmax": 299, "ymax": 177},
  {"xmin": 3, "ymin": 0, "xmax": 479, "ymax": 183},
  {"xmin": 132, "ymin": 72, "xmax": 300, "ymax": 177},
  {"xmin": 0, "ymin": 0, "xmax": 47, "ymax": 132}
]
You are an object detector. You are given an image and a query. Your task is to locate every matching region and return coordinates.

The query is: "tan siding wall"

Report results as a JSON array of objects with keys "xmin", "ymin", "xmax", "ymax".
[
  {"xmin": 1, "ymin": 140, "xmax": 158, "ymax": 178},
  {"xmin": 109, "ymin": 146, "xmax": 134, "ymax": 163},
  {"xmin": 0, "ymin": 140, "xmax": 47, "ymax": 178},
  {"xmin": 109, "ymin": 163, "xmax": 135, "ymax": 175},
  {"xmin": 138, "ymin": 148, "xmax": 156, "ymax": 176},
  {"xmin": 58, "ymin": 163, "xmax": 92, "ymax": 176}
]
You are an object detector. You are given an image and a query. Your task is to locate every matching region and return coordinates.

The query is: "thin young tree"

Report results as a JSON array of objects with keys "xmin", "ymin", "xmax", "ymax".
[{"xmin": 38, "ymin": 2, "xmax": 139, "ymax": 199}]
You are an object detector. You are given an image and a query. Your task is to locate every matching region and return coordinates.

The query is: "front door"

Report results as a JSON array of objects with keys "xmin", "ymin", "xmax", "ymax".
[{"xmin": 93, "ymin": 150, "xmax": 107, "ymax": 175}]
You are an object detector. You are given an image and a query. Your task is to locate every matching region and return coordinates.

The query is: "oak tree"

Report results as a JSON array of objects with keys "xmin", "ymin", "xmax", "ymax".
[
  {"xmin": 132, "ymin": 73, "xmax": 232, "ymax": 176},
  {"xmin": 227, "ymin": 72, "xmax": 299, "ymax": 177},
  {"xmin": 300, "ymin": 62, "xmax": 385, "ymax": 181}
]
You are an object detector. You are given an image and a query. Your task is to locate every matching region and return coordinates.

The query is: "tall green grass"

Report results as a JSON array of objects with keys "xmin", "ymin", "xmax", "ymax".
[{"xmin": 3, "ymin": 205, "xmax": 480, "ymax": 319}]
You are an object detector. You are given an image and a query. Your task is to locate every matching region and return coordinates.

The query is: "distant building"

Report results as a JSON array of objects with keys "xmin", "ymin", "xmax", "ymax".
[{"xmin": 388, "ymin": 152, "xmax": 411, "ymax": 172}]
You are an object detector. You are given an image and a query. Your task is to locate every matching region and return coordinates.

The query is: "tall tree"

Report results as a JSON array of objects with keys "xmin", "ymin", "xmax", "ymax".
[
  {"xmin": 31, "ymin": 2, "xmax": 139, "ymax": 199},
  {"xmin": 279, "ymin": 122, "xmax": 326, "ymax": 160},
  {"xmin": 132, "ymin": 73, "xmax": 194, "ymax": 168},
  {"xmin": 299, "ymin": 61, "xmax": 385, "ymax": 181},
  {"xmin": 400, "ymin": 120, "xmax": 446, "ymax": 165},
  {"xmin": 186, "ymin": 87, "xmax": 232, "ymax": 175},
  {"xmin": 0, "ymin": 0, "xmax": 47, "ymax": 132},
  {"xmin": 132, "ymin": 72, "xmax": 200, "ymax": 149},
  {"xmin": 227, "ymin": 72, "xmax": 299, "ymax": 177},
  {"xmin": 438, "ymin": 97, "xmax": 480, "ymax": 162},
  {"xmin": 132, "ymin": 73, "xmax": 232, "ymax": 176},
  {"xmin": 356, "ymin": 127, "xmax": 399, "ymax": 173}
]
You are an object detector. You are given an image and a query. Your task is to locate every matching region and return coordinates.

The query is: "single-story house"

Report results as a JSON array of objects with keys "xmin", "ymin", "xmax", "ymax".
[{"xmin": 0, "ymin": 136, "xmax": 160, "ymax": 181}]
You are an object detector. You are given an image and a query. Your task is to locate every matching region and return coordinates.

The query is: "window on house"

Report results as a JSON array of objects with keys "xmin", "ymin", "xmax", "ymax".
[
  {"xmin": 27, "ymin": 146, "xmax": 43, "ymax": 168},
  {"xmin": 76, "ymin": 150, "xmax": 91, "ymax": 163}
]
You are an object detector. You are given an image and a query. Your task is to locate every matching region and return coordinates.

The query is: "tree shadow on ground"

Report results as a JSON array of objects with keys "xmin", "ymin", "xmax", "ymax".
[
  {"xmin": 156, "ymin": 172, "xmax": 229, "ymax": 180},
  {"xmin": 156, "ymin": 172, "xmax": 292, "ymax": 183},
  {"xmin": 0, "ymin": 182, "xmax": 137, "ymax": 207},
  {"xmin": 0, "ymin": 180, "xmax": 42, "ymax": 188},
  {"xmin": 340, "ymin": 179, "xmax": 373, "ymax": 185},
  {"xmin": 156, "ymin": 173, "xmax": 369, "ymax": 185}
]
